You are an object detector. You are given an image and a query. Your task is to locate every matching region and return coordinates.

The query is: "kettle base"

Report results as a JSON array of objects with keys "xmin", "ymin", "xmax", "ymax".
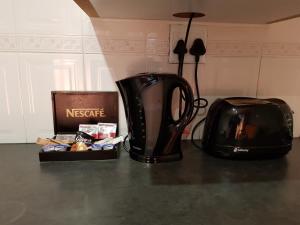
[{"xmin": 129, "ymin": 151, "xmax": 182, "ymax": 163}]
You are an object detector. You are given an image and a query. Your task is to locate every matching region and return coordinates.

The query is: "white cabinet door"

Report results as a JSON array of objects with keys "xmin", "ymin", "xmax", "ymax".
[
  {"xmin": 0, "ymin": 53, "xmax": 26, "ymax": 143},
  {"xmin": 19, "ymin": 53, "xmax": 84, "ymax": 142}
]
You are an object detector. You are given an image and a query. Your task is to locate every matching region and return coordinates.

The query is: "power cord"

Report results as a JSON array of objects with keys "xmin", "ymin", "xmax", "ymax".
[
  {"xmin": 191, "ymin": 117, "xmax": 206, "ymax": 149},
  {"xmin": 188, "ymin": 38, "xmax": 208, "ymax": 149},
  {"xmin": 173, "ymin": 39, "xmax": 187, "ymax": 117},
  {"xmin": 173, "ymin": 13, "xmax": 195, "ymax": 117},
  {"xmin": 187, "ymin": 38, "xmax": 207, "ymax": 122},
  {"xmin": 172, "ymin": 14, "xmax": 208, "ymax": 151},
  {"xmin": 122, "ymin": 135, "xmax": 130, "ymax": 153}
]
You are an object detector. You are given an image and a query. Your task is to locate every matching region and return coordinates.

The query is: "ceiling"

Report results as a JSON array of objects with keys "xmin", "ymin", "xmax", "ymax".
[{"xmin": 75, "ymin": 0, "xmax": 300, "ymax": 24}]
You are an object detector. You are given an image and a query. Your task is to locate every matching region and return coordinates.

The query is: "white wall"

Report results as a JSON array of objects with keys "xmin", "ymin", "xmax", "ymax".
[
  {"xmin": 89, "ymin": 19, "xmax": 266, "ymax": 139},
  {"xmin": 257, "ymin": 18, "xmax": 300, "ymax": 137},
  {"xmin": 84, "ymin": 18, "xmax": 300, "ymax": 138},
  {"xmin": 0, "ymin": 0, "xmax": 299, "ymax": 143}
]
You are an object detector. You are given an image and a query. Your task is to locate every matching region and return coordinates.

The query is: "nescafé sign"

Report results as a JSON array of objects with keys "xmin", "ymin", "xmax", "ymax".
[
  {"xmin": 65, "ymin": 108, "xmax": 106, "ymax": 118},
  {"xmin": 52, "ymin": 91, "xmax": 118, "ymax": 134}
]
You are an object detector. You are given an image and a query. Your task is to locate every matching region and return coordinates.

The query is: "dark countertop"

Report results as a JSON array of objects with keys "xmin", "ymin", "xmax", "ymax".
[{"xmin": 0, "ymin": 140, "xmax": 300, "ymax": 225}]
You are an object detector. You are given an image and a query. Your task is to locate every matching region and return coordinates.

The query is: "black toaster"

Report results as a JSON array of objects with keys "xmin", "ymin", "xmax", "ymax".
[{"xmin": 202, "ymin": 97, "xmax": 293, "ymax": 159}]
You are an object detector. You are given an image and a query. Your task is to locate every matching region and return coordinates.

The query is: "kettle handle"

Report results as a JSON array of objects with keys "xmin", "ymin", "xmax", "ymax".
[{"xmin": 172, "ymin": 77, "xmax": 194, "ymax": 128}]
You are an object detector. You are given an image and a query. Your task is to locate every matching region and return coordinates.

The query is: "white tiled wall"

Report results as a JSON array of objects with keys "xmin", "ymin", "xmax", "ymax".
[
  {"xmin": 0, "ymin": 53, "xmax": 26, "ymax": 142},
  {"xmin": 0, "ymin": 0, "xmax": 91, "ymax": 142},
  {"xmin": 90, "ymin": 19, "xmax": 267, "ymax": 139},
  {"xmin": 256, "ymin": 18, "xmax": 300, "ymax": 137},
  {"xmin": 1, "ymin": 0, "xmax": 300, "ymax": 142},
  {"xmin": 257, "ymin": 57, "xmax": 300, "ymax": 136},
  {"xmin": 14, "ymin": 0, "xmax": 82, "ymax": 35},
  {"xmin": 19, "ymin": 53, "xmax": 85, "ymax": 140}
]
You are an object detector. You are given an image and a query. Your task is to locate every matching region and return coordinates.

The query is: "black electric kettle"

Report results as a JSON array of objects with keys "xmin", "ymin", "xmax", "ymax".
[{"xmin": 116, "ymin": 73, "xmax": 194, "ymax": 163}]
